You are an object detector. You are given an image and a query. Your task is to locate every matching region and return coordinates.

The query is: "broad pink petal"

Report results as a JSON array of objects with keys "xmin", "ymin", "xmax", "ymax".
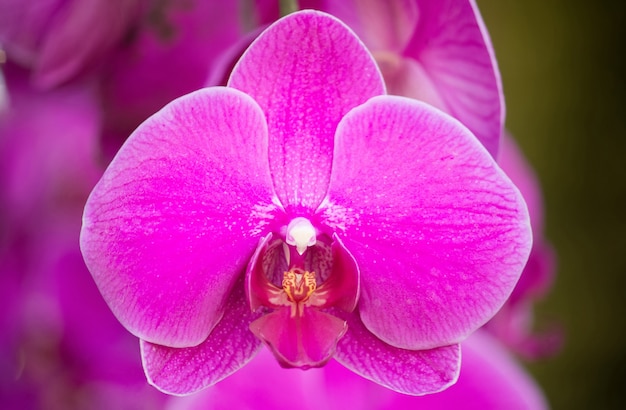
[
  {"xmin": 141, "ymin": 278, "xmax": 261, "ymax": 396},
  {"xmin": 81, "ymin": 87, "xmax": 281, "ymax": 347},
  {"xmin": 228, "ymin": 10, "xmax": 385, "ymax": 212},
  {"xmin": 249, "ymin": 307, "xmax": 347, "ymax": 368},
  {"xmin": 320, "ymin": 96, "xmax": 531, "ymax": 349},
  {"xmin": 334, "ymin": 310, "xmax": 460, "ymax": 395},
  {"xmin": 406, "ymin": 0, "xmax": 504, "ymax": 157}
]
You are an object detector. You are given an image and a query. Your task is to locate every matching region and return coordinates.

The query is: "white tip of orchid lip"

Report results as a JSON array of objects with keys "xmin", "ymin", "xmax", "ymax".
[{"xmin": 286, "ymin": 217, "xmax": 317, "ymax": 255}]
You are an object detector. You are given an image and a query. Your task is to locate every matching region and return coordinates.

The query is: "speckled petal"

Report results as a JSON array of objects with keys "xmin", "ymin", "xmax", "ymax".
[
  {"xmin": 334, "ymin": 310, "xmax": 460, "ymax": 395},
  {"xmin": 140, "ymin": 278, "xmax": 261, "ymax": 395},
  {"xmin": 81, "ymin": 87, "xmax": 280, "ymax": 347},
  {"xmin": 319, "ymin": 95, "xmax": 531, "ymax": 350},
  {"xmin": 228, "ymin": 10, "xmax": 384, "ymax": 212}
]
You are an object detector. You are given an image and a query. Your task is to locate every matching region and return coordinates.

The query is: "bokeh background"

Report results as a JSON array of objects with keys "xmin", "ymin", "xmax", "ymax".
[{"xmin": 479, "ymin": 0, "xmax": 625, "ymax": 408}]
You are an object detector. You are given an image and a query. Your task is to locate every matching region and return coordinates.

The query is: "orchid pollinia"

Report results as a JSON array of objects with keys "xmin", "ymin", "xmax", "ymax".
[{"xmin": 80, "ymin": 10, "xmax": 532, "ymax": 396}]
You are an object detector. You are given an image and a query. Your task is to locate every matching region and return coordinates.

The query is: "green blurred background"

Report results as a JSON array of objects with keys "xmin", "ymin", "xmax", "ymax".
[{"xmin": 478, "ymin": 1, "xmax": 625, "ymax": 408}]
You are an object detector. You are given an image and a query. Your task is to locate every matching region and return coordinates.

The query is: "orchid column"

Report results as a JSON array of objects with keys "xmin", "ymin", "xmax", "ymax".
[{"xmin": 80, "ymin": 10, "xmax": 532, "ymax": 396}]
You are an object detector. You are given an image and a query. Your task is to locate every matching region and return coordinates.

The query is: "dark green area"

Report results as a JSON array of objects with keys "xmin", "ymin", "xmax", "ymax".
[{"xmin": 479, "ymin": 1, "xmax": 626, "ymax": 408}]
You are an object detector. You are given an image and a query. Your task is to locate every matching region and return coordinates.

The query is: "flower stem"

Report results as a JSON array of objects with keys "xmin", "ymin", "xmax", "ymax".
[{"xmin": 279, "ymin": 0, "xmax": 298, "ymax": 17}]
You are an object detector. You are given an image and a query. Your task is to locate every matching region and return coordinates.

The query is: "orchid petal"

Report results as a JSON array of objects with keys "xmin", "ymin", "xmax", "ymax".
[
  {"xmin": 81, "ymin": 87, "xmax": 280, "ymax": 347},
  {"xmin": 249, "ymin": 306, "xmax": 347, "ymax": 369},
  {"xmin": 406, "ymin": 0, "xmax": 504, "ymax": 157},
  {"xmin": 320, "ymin": 95, "xmax": 531, "ymax": 350},
  {"xmin": 140, "ymin": 278, "xmax": 261, "ymax": 396},
  {"xmin": 228, "ymin": 10, "xmax": 385, "ymax": 212},
  {"xmin": 334, "ymin": 310, "xmax": 460, "ymax": 395}
]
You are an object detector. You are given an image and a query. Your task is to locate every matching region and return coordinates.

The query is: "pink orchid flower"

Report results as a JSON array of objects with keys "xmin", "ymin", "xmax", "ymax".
[
  {"xmin": 80, "ymin": 10, "xmax": 531, "ymax": 396},
  {"xmin": 167, "ymin": 330, "xmax": 547, "ymax": 410},
  {"xmin": 300, "ymin": 0, "xmax": 504, "ymax": 157}
]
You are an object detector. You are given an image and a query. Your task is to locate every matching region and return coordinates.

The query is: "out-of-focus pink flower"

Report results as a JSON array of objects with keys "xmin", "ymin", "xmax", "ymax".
[
  {"xmin": 0, "ymin": 0, "xmax": 143, "ymax": 89},
  {"xmin": 484, "ymin": 134, "xmax": 560, "ymax": 358},
  {"xmin": 99, "ymin": 0, "xmax": 279, "ymax": 155},
  {"xmin": 0, "ymin": 64, "xmax": 166, "ymax": 409},
  {"xmin": 80, "ymin": 11, "xmax": 531, "ymax": 396},
  {"xmin": 166, "ymin": 330, "xmax": 547, "ymax": 410},
  {"xmin": 300, "ymin": 0, "xmax": 504, "ymax": 157},
  {"xmin": 0, "ymin": 64, "xmax": 100, "ymax": 226}
]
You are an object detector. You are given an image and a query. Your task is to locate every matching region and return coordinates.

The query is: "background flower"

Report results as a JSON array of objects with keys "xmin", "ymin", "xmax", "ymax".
[
  {"xmin": 164, "ymin": 331, "xmax": 547, "ymax": 410},
  {"xmin": 478, "ymin": 0, "xmax": 626, "ymax": 407}
]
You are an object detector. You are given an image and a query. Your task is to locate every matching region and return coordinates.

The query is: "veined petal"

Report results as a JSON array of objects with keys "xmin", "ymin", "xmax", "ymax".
[
  {"xmin": 228, "ymin": 10, "xmax": 385, "ymax": 212},
  {"xmin": 140, "ymin": 278, "xmax": 261, "ymax": 396},
  {"xmin": 249, "ymin": 306, "xmax": 347, "ymax": 369},
  {"xmin": 406, "ymin": 0, "xmax": 503, "ymax": 157},
  {"xmin": 320, "ymin": 96, "xmax": 531, "ymax": 350},
  {"xmin": 334, "ymin": 310, "xmax": 460, "ymax": 396},
  {"xmin": 80, "ymin": 87, "xmax": 280, "ymax": 347}
]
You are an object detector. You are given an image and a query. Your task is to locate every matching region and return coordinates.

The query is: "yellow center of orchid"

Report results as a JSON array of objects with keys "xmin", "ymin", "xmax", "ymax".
[{"xmin": 282, "ymin": 268, "xmax": 316, "ymax": 304}]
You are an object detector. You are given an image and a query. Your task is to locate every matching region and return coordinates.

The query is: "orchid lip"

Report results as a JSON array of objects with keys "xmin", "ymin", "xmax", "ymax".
[{"xmin": 246, "ymin": 226, "xmax": 360, "ymax": 369}]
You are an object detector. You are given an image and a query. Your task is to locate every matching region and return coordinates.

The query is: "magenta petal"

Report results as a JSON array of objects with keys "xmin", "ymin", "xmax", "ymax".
[
  {"xmin": 334, "ymin": 311, "xmax": 460, "ymax": 395},
  {"xmin": 321, "ymin": 96, "xmax": 532, "ymax": 349},
  {"xmin": 406, "ymin": 0, "xmax": 504, "ymax": 157},
  {"xmin": 81, "ymin": 87, "xmax": 280, "ymax": 347},
  {"xmin": 250, "ymin": 307, "xmax": 347, "ymax": 369},
  {"xmin": 228, "ymin": 10, "xmax": 385, "ymax": 212},
  {"xmin": 140, "ymin": 278, "xmax": 261, "ymax": 396}
]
